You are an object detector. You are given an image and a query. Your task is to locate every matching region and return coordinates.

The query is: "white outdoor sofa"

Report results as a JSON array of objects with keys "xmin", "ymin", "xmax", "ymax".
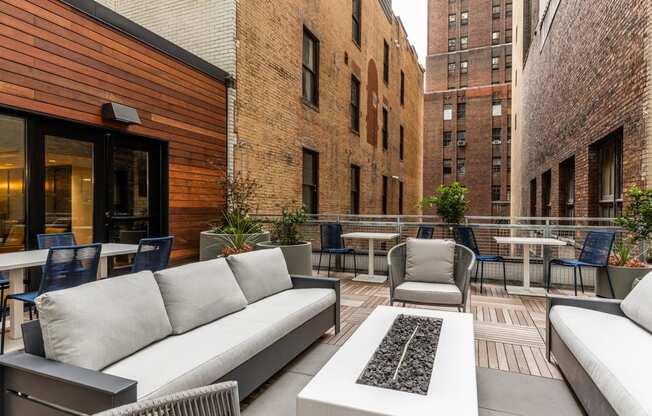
[
  {"xmin": 547, "ymin": 274, "xmax": 652, "ymax": 416},
  {"xmin": 0, "ymin": 248, "xmax": 339, "ymax": 416}
]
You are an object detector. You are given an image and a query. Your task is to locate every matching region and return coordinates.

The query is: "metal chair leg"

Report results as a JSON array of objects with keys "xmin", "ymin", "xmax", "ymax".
[
  {"xmin": 578, "ymin": 267, "xmax": 585, "ymax": 293},
  {"xmin": 604, "ymin": 266, "xmax": 616, "ymax": 298},
  {"xmin": 573, "ymin": 267, "xmax": 578, "ymax": 296},
  {"xmin": 327, "ymin": 253, "xmax": 332, "ymax": 277},
  {"xmin": 474, "ymin": 262, "xmax": 479, "ymax": 282},
  {"xmin": 352, "ymin": 252, "xmax": 358, "ymax": 277},
  {"xmin": 28, "ymin": 305, "xmax": 33, "ymax": 321},
  {"xmin": 502, "ymin": 261, "xmax": 507, "ymax": 291},
  {"xmin": 317, "ymin": 252, "xmax": 323, "ymax": 274},
  {"xmin": 480, "ymin": 262, "xmax": 484, "ymax": 294},
  {"xmin": 1, "ymin": 296, "xmax": 7, "ymax": 354}
]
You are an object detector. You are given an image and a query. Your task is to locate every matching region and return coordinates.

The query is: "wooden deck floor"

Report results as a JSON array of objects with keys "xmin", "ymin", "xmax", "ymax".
[{"xmin": 318, "ymin": 273, "xmax": 581, "ymax": 380}]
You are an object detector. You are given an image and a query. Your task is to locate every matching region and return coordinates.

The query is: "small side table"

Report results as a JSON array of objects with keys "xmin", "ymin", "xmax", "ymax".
[{"xmin": 341, "ymin": 232, "xmax": 400, "ymax": 284}]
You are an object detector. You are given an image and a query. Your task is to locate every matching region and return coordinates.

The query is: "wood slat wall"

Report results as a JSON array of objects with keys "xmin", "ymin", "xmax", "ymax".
[{"xmin": 0, "ymin": 0, "xmax": 228, "ymax": 262}]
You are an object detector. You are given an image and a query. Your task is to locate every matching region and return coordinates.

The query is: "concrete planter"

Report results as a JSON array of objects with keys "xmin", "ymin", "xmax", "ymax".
[
  {"xmin": 199, "ymin": 231, "xmax": 270, "ymax": 261},
  {"xmin": 257, "ymin": 241, "xmax": 313, "ymax": 276},
  {"xmin": 598, "ymin": 265, "xmax": 652, "ymax": 299}
]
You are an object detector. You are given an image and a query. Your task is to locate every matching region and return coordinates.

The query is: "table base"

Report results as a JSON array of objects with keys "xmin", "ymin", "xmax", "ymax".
[
  {"xmin": 352, "ymin": 274, "xmax": 388, "ymax": 284},
  {"xmin": 506, "ymin": 285, "xmax": 548, "ymax": 297}
]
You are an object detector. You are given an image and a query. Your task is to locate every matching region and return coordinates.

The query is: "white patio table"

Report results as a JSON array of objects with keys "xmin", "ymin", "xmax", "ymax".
[
  {"xmin": 341, "ymin": 232, "xmax": 399, "ymax": 284},
  {"xmin": 0, "ymin": 243, "xmax": 140, "ymax": 339},
  {"xmin": 494, "ymin": 237, "xmax": 566, "ymax": 297}
]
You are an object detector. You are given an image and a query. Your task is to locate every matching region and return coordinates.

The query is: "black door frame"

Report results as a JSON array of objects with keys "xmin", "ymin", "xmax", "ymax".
[{"xmin": 0, "ymin": 106, "xmax": 168, "ymax": 251}]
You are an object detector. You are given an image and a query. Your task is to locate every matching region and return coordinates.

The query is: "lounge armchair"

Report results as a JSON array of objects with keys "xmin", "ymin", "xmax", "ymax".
[{"xmin": 388, "ymin": 239, "xmax": 476, "ymax": 312}]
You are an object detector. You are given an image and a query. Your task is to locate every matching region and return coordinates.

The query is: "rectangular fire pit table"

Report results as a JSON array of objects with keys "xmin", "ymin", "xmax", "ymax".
[{"xmin": 297, "ymin": 305, "xmax": 477, "ymax": 416}]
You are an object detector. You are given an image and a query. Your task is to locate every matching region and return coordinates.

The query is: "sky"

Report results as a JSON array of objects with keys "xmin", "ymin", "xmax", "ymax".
[{"xmin": 393, "ymin": 1, "xmax": 428, "ymax": 65}]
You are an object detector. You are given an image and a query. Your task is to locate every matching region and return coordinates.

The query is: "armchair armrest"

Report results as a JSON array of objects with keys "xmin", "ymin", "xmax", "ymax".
[
  {"xmin": 291, "ymin": 276, "xmax": 340, "ymax": 334},
  {"xmin": 0, "ymin": 352, "xmax": 137, "ymax": 416}
]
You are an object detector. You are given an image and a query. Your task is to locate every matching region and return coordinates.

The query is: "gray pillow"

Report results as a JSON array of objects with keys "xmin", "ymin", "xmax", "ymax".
[
  {"xmin": 227, "ymin": 248, "xmax": 293, "ymax": 303},
  {"xmin": 622, "ymin": 272, "xmax": 652, "ymax": 333},
  {"xmin": 155, "ymin": 259, "xmax": 248, "ymax": 334},
  {"xmin": 405, "ymin": 238, "xmax": 456, "ymax": 284},
  {"xmin": 36, "ymin": 271, "xmax": 172, "ymax": 371}
]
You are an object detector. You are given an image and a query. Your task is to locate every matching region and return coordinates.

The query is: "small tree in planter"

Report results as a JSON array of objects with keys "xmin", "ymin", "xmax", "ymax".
[
  {"xmin": 258, "ymin": 204, "xmax": 313, "ymax": 276},
  {"xmin": 420, "ymin": 182, "xmax": 468, "ymax": 226},
  {"xmin": 608, "ymin": 185, "xmax": 652, "ymax": 297}
]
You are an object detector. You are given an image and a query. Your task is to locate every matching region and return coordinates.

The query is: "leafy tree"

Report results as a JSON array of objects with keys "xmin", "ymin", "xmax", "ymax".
[
  {"xmin": 272, "ymin": 204, "xmax": 307, "ymax": 246},
  {"xmin": 420, "ymin": 182, "xmax": 468, "ymax": 224}
]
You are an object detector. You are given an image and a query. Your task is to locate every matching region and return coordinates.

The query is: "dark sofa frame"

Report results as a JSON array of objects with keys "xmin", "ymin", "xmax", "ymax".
[
  {"xmin": 0, "ymin": 276, "xmax": 340, "ymax": 416},
  {"xmin": 546, "ymin": 296, "xmax": 622, "ymax": 416}
]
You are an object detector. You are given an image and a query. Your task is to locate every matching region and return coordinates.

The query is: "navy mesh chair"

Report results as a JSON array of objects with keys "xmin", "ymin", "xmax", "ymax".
[
  {"xmin": 318, "ymin": 223, "xmax": 357, "ymax": 277},
  {"xmin": 416, "ymin": 226, "xmax": 435, "ymax": 239},
  {"xmin": 547, "ymin": 231, "xmax": 615, "ymax": 297},
  {"xmin": 455, "ymin": 226, "xmax": 507, "ymax": 293},
  {"xmin": 1, "ymin": 243, "xmax": 102, "ymax": 353},
  {"xmin": 132, "ymin": 237, "xmax": 174, "ymax": 273},
  {"xmin": 37, "ymin": 232, "xmax": 76, "ymax": 249}
]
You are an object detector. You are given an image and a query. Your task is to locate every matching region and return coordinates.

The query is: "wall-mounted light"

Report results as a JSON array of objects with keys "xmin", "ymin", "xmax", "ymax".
[{"xmin": 101, "ymin": 103, "xmax": 141, "ymax": 125}]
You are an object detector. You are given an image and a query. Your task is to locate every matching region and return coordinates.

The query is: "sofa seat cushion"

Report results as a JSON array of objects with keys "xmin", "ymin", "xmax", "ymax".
[
  {"xmin": 550, "ymin": 306, "xmax": 652, "ymax": 416},
  {"xmin": 103, "ymin": 288, "xmax": 336, "ymax": 400},
  {"xmin": 394, "ymin": 281, "xmax": 462, "ymax": 305}
]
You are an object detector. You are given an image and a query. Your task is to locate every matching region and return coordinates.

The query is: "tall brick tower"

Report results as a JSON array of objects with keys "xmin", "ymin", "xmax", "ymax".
[{"xmin": 424, "ymin": 0, "xmax": 512, "ymax": 217}]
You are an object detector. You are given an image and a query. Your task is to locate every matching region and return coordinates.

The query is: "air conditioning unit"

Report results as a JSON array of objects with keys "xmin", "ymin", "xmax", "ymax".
[{"xmin": 457, "ymin": 139, "xmax": 466, "ymax": 147}]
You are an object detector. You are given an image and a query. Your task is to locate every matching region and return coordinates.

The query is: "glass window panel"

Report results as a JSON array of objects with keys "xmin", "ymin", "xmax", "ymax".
[
  {"xmin": 0, "ymin": 115, "xmax": 25, "ymax": 253},
  {"xmin": 45, "ymin": 136, "xmax": 94, "ymax": 244}
]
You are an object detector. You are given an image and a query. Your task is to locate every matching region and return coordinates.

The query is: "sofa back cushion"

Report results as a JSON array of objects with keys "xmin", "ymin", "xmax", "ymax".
[
  {"xmin": 36, "ymin": 271, "xmax": 172, "ymax": 371},
  {"xmin": 622, "ymin": 272, "xmax": 652, "ymax": 333},
  {"xmin": 405, "ymin": 238, "xmax": 456, "ymax": 284},
  {"xmin": 227, "ymin": 248, "xmax": 293, "ymax": 303},
  {"xmin": 155, "ymin": 259, "xmax": 248, "ymax": 334}
]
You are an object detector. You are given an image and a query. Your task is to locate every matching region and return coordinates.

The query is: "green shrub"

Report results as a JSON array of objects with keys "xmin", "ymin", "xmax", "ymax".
[
  {"xmin": 420, "ymin": 182, "xmax": 468, "ymax": 224},
  {"xmin": 271, "ymin": 205, "xmax": 307, "ymax": 246}
]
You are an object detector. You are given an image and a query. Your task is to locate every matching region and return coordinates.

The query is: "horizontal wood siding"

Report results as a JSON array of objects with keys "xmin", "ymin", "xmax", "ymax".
[{"xmin": 0, "ymin": 0, "xmax": 227, "ymax": 262}]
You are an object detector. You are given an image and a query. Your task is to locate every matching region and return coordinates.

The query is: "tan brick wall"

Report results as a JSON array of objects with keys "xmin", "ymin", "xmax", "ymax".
[{"xmin": 235, "ymin": 0, "xmax": 424, "ymax": 215}]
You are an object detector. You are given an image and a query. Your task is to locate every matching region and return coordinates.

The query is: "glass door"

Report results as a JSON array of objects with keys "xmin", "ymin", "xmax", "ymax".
[{"xmin": 0, "ymin": 114, "xmax": 26, "ymax": 253}]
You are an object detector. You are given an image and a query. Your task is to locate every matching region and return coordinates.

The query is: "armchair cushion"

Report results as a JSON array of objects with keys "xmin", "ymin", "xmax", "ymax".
[
  {"xmin": 227, "ymin": 248, "xmax": 293, "ymax": 304},
  {"xmin": 155, "ymin": 259, "xmax": 248, "ymax": 334},
  {"xmin": 36, "ymin": 271, "xmax": 173, "ymax": 371},
  {"xmin": 394, "ymin": 281, "xmax": 462, "ymax": 305},
  {"xmin": 621, "ymin": 272, "xmax": 652, "ymax": 333},
  {"xmin": 405, "ymin": 238, "xmax": 455, "ymax": 284}
]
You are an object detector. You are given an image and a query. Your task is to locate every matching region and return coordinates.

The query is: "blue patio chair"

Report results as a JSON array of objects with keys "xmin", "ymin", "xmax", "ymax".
[
  {"xmin": 416, "ymin": 226, "xmax": 434, "ymax": 239},
  {"xmin": 1, "ymin": 243, "xmax": 101, "ymax": 354},
  {"xmin": 132, "ymin": 236, "xmax": 174, "ymax": 273},
  {"xmin": 547, "ymin": 231, "xmax": 615, "ymax": 297},
  {"xmin": 318, "ymin": 223, "xmax": 357, "ymax": 277},
  {"xmin": 455, "ymin": 226, "xmax": 507, "ymax": 293},
  {"xmin": 37, "ymin": 232, "xmax": 76, "ymax": 249}
]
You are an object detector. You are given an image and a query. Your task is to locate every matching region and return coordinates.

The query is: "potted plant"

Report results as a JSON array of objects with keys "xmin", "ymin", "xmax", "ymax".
[
  {"xmin": 605, "ymin": 185, "xmax": 652, "ymax": 298},
  {"xmin": 419, "ymin": 182, "xmax": 468, "ymax": 236},
  {"xmin": 199, "ymin": 173, "xmax": 270, "ymax": 260},
  {"xmin": 257, "ymin": 205, "xmax": 313, "ymax": 276}
]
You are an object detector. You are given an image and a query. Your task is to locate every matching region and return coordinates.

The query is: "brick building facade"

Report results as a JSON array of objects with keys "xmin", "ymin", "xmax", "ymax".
[
  {"xmin": 424, "ymin": 0, "xmax": 512, "ymax": 217},
  {"xmin": 511, "ymin": 0, "xmax": 652, "ymax": 218},
  {"xmin": 98, "ymin": 0, "xmax": 424, "ymax": 216}
]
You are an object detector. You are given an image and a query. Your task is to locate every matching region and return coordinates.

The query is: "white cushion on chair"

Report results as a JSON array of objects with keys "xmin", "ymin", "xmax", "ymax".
[
  {"xmin": 405, "ymin": 238, "xmax": 455, "ymax": 284},
  {"xmin": 394, "ymin": 281, "xmax": 462, "ymax": 305},
  {"xmin": 621, "ymin": 272, "xmax": 652, "ymax": 333}
]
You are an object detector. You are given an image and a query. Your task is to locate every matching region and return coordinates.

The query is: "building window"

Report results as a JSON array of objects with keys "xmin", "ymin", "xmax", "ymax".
[
  {"xmin": 492, "ymin": 56, "xmax": 500, "ymax": 70},
  {"xmin": 443, "ymin": 131, "xmax": 452, "ymax": 146},
  {"xmin": 302, "ymin": 27, "xmax": 319, "ymax": 107},
  {"xmin": 460, "ymin": 36, "xmax": 468, "ymax": 50},
  {"xmin": 594, "ymin": 131, "xmax": 623, "ymax": 217},
  {"xmin": 507, "ymin": 156, "xmax": 511, "ymax": 173},
  {"xmin": 399, "ymin": 126, "xmax": 405, "ymax": 160},
  {"xmin": 302, "ymin": 149, "xmax": 319, "ymax": 214},
  {"xmin": 382, "ymin": 175, "xmax": 389, "ymax": 214},
  {"xmin": 492, "ymin": 102, "xmax": 502, "ymax": 116},
  {"xmin": 492, "ymin": 31, "xmax": 500, "ymax": 45},
  {"xmin": 383, "ymin": 40, "xmax": 390, "ymax": 84},
  {"xmin": 351, "ymin": 164, "xmax": 360, "ymax": 214},
  {"xmin": 492, "ymin": 185, "xmax": 501, "ymax": 201},
  {"xmin": 492, "ymin": 128, "xmax": 502, "ymax": 144},
  {"xmin": 560, "ymin": 156, "xmax": 575, "ymax": 218},
  {"xmin": 460, "ymin": 60, "xmax": 468, "ymax": 73},
  {"xmin": 457, "ymin": 159, "xmax": 466, "ymax": 175},
  {"xmin": 506, "ymin": 2, "xmax": 513, "ymax": 17},
  {"xmin": 492, "ymin": 157, "xmax": 502, "ymax": 174},
  {"xmin": 506, "ymin": 29, "xmax": 512, "ymax": 43},
  {"xmin": 492, "ymin": 5, "xmax": 501, "ymax": 18},
  {"xmin": 382, "ymin": 107, "xmax": 389, "ymax": 150},
  {"xmin": 457, "ymin": 130, "xmax": 466, "ymax": 146},
  {"xmin": 350, "ymin": 75, "xmax": 361, "ymax": 132},
  {"xmin": 443, "ymin": 104, "xmax": 453, "ymax": 120},
  {"xmin": 457, "ymin": 103, "xmax": 466, "ymax": 119},
  {"xmin": 448, "ymin": 62, "xmax": 456, "ymax": 75},
  {"xmin": 399, "ymin": 181, "xmax": 404, "ymax": 215},
  {"xmin": 448, "ymin": 14, "xmax": 456, "ymax": 27},
  {"xmin": 352, "ymin": 0, "xmax": 361, "ymax": 46},
  {"xmin": 505, "ymin": 54, "xmax": 512, "ymax": 70},
  {"xmin": 443, "ymin": 159, "xmax": 452, "ymax": 175},
  {"xmin": 400, "ymin": 70, "xmax": 405, "ymax": 106},
  {"xmin": 448, "ymin": 38, "xmax": 456, "ymax": 51},
  {"xmin": 461, "ymin": 11, "xmax": 469, "ymax": 25},
  {"xmin": 542, "ymin": 170, "xmax": 552, "ymax": 217},
  {"xmin": 529, "ymin": 178, "xmax": 537, "ymax": 217}
]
